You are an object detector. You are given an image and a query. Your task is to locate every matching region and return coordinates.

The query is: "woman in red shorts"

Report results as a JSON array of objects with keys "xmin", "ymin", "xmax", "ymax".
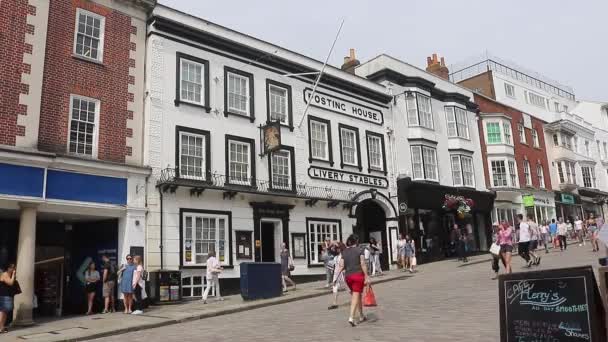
[{"xmin": 334, "ymin": 234, "xmax": 370, "ymax": 326}]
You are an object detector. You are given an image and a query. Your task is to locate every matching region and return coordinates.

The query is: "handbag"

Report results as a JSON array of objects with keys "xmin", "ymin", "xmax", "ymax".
[
  {"xmin": 363, "ymin": 285, "xmax": 377, "ymax": 307},
  {"xmin": 411, "ymin": 256, "xmax": 417, "ymax": 266},
  {"xmin": 490, "ymin": 243, "xmax": 501, "ymax": 256}
]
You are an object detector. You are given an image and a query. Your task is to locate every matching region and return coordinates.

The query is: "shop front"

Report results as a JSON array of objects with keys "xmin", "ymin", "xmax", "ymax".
[
  {"xmin": 554, "ymin": 191, "xmax": 584, "ymax": 222},
  {"xmin": 397, "ymin": 177, "xmax": 495, "ymax": 264},
  {"xmin": 491, "ymin": 190, "xmax": 521, "ymax": 226},
  {"xmin": 578, "ymin": 188, "xmax": 608, "ymax": 221},
  {"xmin": 522, "ymin": 191, "xmax": 556, "ymax": 224}
]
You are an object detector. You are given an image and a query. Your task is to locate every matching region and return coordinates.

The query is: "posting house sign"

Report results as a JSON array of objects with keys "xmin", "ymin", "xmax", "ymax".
[
  {"xmin": 304, "ymin": 88, "xmax": 383, "ymax": 125},
  {"xmin": 308, "ymin": 166, "xmax": 388, "ymax": 188}
]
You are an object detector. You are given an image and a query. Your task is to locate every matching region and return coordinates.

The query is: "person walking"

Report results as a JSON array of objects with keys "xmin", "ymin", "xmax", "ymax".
[
  {"xmin": 549, "ymin": 219, "xmax": 558, "ymax": 249},
  {"xmin": 118, "ymin": 255, "xmax": 135, "ymax": 314},
  {"xmin": 333, "ymin": 234, "xmax": 370, "ymax": 327},
  {"xmin": 517, "ymin": 214, "xmax": 533, "ymax": 268},
  {"xmin": 490, "ymin": 226, "xmax": 502, "ymax": 279},
  {"xmin": 566, "ymin": 219, "xmax": 574, "ymax": 240},
  {"xmin": 450, "ymin": 224, "xmax": 460, "ymax": 258},
  {"xmin": 557, "ymin": 218, "xmax": 568, "ymax": 251},
  {"xmin": 131, "ymin": 255, "xmax": 147, "ymax": 315},
  {"xmin": 322, "ymin": 238, "xmax": 334, "ymax": 288},
  {"xmin": 280, "ymin": 243, "xmax": 296, "ymax": 292},
  {"xmin": 527, "ymin": 215, "xmax": 541, "ymax": 266},
  {"xmin": 588, "ymin": 213, "xmax": 600, "ymax": 252},
  {"xmin": 202, "ymin": 250, "xmax": 223, "ymax": 304},
  {"xmin": 459, "ymin": 229, "xmax": 469, "ymax": 263},
  {"xmin": 574, "ymin": 216, "xmax": 585, "ymax": 246},
  {"xmin": 369, "ymin": 238, "xmax": 382, "ymax": 276},
  {"xmin": 0, "ymin": 263, "xmax": 17, "ymax": 333},
  {"xmin": 84, "ymin": 261, "xmax": 100, "ymax": 315},
  {"xmin": 396, "ymin": 234, "xmax": 407, "ymax": 270},
  {"xmin": 539, "ymin": 221, "xmax": 550, "ymax": 254},
  {"xmin": 403, "ymin": 234, "xmax": 415, "ymax": 273},
  {"xmin": 328, "ymin": 242, "xmax": 346, "ymax": 310},
  {"xmin": 497, "ymin": 222, "xmax": 513, "ymax": 274},
  {"xmin": 101, "ymin": 254, "xmax": 117, "ymax": 314}
]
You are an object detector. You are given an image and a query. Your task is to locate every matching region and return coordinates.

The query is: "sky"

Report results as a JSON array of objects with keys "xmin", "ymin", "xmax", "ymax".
[{"xmin": 160, "ymin": 0, "xmax": 607, "ymax": 102}]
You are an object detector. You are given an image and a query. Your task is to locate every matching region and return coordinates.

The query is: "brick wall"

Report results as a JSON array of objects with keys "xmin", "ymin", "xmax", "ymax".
[
  {"xmin": 458, "ymin": 71, "xmax": 496, "ymax": 99},
  {"xmin": 0, "ymin": 0, "xmax": 29, "ymax": 146},
  {"xmin": 474, "ymin": 94, "xmax": 552, "ymax": 190},
  {"xmin": 38, "ymin": 0, "xmax": 132, "ymax": 163}
]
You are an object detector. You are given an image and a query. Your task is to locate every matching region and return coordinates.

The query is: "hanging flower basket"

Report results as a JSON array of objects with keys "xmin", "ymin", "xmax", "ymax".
[{"xmin": 442, "ymin": 194, "xmax": 474, "ymax": 217}]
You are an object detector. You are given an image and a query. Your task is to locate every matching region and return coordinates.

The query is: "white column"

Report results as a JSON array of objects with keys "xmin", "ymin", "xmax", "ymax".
[{"xmin": 13, "ymin": 203, "xmax": 38, "ymax": 325}]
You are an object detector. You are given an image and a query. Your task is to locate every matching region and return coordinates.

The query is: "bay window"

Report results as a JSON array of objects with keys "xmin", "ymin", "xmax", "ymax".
[
  {"xmin": 445, "ymin": 106, "xmax": 470, "ymax": 139},
  {"xmin": 450, "ymin": 154, "xmax": 475, "ymax": 187},
  {"xmin": 581, "ymin": 166, "xmax": 596, "ymax": 188},
  {"xmin": 490, "ymin": 158, "xmax": 518, "ymax": 188},
  {"xmin": 486, "ymin": 122, "xmax": 502, "ymax": 144},
  {"xmin": 411, "ymin": 145, "xmax": 438, "ymax": 181},
  {"xmin": 405, "ymin": 93, "xmax": 434, "ymax": 129}
]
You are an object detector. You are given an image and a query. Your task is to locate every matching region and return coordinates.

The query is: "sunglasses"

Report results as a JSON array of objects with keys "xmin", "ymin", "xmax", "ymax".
[{"xmin": 126, "ymin": 257, "xmax": 132, "ymax": 260}]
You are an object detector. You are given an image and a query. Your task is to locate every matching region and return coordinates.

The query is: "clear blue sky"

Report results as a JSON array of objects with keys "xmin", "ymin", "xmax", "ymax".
[{"xmin": 161, "ymin": 0, "xmax": 607, "ymax": 102}]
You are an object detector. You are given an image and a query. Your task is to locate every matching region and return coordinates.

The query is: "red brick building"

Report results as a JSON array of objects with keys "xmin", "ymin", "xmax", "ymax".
[
  {"xmin": 474, "ymin": 93, "xmax": 555, "ymax": 225},
  {"xmin": 0, "ymin": 0, "xmax": 153, "ymax": 323}
]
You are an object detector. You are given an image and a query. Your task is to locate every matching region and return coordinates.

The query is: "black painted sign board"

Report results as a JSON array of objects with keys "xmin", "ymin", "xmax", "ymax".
[{"xmin": 499, "ymin": 266, "xmax": 606, "ymax": 342}]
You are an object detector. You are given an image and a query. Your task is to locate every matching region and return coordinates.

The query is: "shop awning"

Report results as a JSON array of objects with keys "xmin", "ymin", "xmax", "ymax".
[
  {"xmin": 578, "ymin": 187, "xmax": 608, "ymax": 202},
  {"xmin": 397, "ymin": 177, "xmax": 496, "ymax": 212}
]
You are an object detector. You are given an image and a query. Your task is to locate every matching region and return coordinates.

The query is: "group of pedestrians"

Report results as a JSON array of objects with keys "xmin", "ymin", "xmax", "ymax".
[
  {"xmin": 83, "ymin": 254, "xmax": 147, "ymax": 315},
  {"xmin": 396, "ymin": 234, "xmax": 416, "ymax": 273}
]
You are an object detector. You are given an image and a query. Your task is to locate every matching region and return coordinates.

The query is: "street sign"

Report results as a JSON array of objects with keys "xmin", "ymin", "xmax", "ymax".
[{"xmin": 399, "ymin": 202, "xmax": 407, "ymax": 213}]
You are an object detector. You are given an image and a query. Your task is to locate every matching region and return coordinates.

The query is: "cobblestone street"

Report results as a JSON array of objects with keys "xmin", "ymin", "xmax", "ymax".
[{"xmin": 91, "ymin": 245, "xmax": 602, "ymax": 342}]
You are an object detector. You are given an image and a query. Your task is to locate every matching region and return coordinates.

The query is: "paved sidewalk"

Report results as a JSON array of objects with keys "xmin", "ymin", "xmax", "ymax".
[{"xmin": 3, "ymin": 261, "xmax": 435, "ymax": 342}]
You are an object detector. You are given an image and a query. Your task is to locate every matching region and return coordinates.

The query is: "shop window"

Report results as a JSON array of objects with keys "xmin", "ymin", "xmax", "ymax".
[
  {"xmin": 181, "ymin": 211, "xmax": 230, "ymax": 267},
  {"xmin": 307, "ymin": 219, "xmax": 341, "ymax": 265}
]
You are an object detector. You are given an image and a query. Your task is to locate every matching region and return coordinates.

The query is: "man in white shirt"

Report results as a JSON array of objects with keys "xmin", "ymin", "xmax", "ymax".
[
  {"xmin": 527, "ymin": 215, "xmax": 541, "ymax": 266},
  {"xmin": 202, "ymin": 250, "xmax": 223, "ymax": 304},
  {"xmin": 557, "ymin": 218, "xmax": 568, "ymax": 251},
  {"xmin": 517, "ymin": 214, "xmax": 533, "ymax": 267},
  {"xmin": 574, "ymin": 216, "xmax": 585, "ymax": 246}
]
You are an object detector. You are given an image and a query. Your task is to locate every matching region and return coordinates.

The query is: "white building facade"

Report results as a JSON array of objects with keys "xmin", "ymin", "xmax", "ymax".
[
  {"xmin": 357, "ymin": 55, "xmax": 495, "ymax": 262},
  {"xmin": 144, "ymin": 5, "xmax": 399, "ymax": 297}
]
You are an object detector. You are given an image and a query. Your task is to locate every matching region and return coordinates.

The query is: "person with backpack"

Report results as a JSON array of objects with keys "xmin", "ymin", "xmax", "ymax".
[
  {"xmin": 101, "ymin": 254, "xmax": 117, "ymax": 314},
  {"xmin": 131, "ymin": 255, "xmax": 147, "ymax": 315}
]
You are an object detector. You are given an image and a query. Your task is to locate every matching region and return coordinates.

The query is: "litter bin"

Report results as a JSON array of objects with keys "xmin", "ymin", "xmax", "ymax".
[
  {"xmin": 240, "ymin": 262, "xmax": 281, "ymax": 300},
  {"xmin": 148, "ymin": 270, "xmax": 182, "ymax": 304}
]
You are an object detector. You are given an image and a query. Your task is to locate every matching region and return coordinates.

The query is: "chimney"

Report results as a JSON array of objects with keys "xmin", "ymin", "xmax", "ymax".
[
  {"xmin": 341, "ymin": 48, "xmax": 360, "ymax": 74},
  {"xmin": 426, "ymin": 53, "xmax": 449, "ymax": 80}
]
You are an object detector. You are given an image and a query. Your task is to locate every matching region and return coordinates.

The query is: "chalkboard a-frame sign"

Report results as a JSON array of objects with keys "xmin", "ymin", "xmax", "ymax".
[{"xmin": 499, "ymin": 266, "xmax": 606, "ymax": 342}]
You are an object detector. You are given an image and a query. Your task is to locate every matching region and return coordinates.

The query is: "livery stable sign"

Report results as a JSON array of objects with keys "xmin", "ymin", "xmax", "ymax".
[
  {"xmin": 303, "ymin": 88, "xmax": 383, "ymax": 125},
  {"xmin": 308, "ymin": 166, "xmax": 388, "ymax": 188}
]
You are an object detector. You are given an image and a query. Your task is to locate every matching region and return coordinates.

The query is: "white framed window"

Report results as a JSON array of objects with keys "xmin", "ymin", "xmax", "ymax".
[
  {"xmin": 445, "ymin": 106, "xmax": 470, "ymax": 139},
  {"xmin": 451, "ymin": 155, "xmax": 475, "ymax": 187},
  {"xmin": 503, "ymin": 122, "xmax": 512, "ymax": 145},
  {"xmin": 228, "ymin": 139, "xmax": 251, "ymax": 185},
  {"xmin": 585, "ymin": 140, "xmax": 590, "ymax": 157},
  {"xmin": 537, "ymin": 164, "xmax": 545, "ymax": 188},
  {"xmin": 528, "ymin": 92, "xmax": 546, "ymax": 109},
  {"xmin": 178, "ymin": 128, "xmax": 208, "ymax": 180},
  {"xmin": 182, "ymin": 211, "xmax": 229, "ymax": 266},
  {"xmin": 340, "ymin": 126, "xmax": 358, "ymax": 167},
  {"xmin": 269, "ymin": 84, "xmax": 288, "ymax": 123},
  {"xmin": 504, "ymin": 83, "xmax": 516, "ymax": 98},
  {"xmin": 561, "ymin": 134, "xmax": 572, "ymax": 150},
  {"xmin": 411, "ymin": 145, "xmax": 438, "ymax": 181},
  {"xmin": 557, "ymin": 162, "xmax": 565, "ymax": 183},
  {"xmin": 73, "ymin": 8, "xmax": 105, "ymax": 62},
  {"xmin": 486, "ymin": 122, "xmax": 502, "ymax": 144},
  {"xmin": 179, "ymin": 58, "xmax": 204, "ymax": 105},
  {"xmin": 227, "ymin": 71, "xmax": 250, "ymax": 116},
  {"xmin": 518, "ymin": 124, "xmax": 526, "ymax": 144},
  {"xmin": 271, "ymin": 149, "xmax": 292, "ymax": 191},
  {"xmin": 366, "ymin": 133, "xmax": 384, "ymax": 171},
  {"xmin": 308, "ymin": 220, "xmax": 340, "ymax": 265},
  {"xmin": 68, "ymin": 95, "xmax": 99, "ymax": 157},
  {"xmin": 523, "ymin": 160, "xmax": 532, "ymax": 186},
  {"xmin": 554, "ymin": 102, "xmax": 560, "ymax": 112},
  {"xmin": 490, "ymin": 160, "xmax": 508, "ymax": 187},
  {"xmin": 573, "ymin": 137, "xmax": 579, "ymax": 153},
  {"xmin": 563, "ymin": 105, "xmax": 569, "ymax": 112},
  {"xmin": 563, "ymin": 161, "xmax": 576, "ymax": 184},
  {"xmin": 582, "ymin": 166, "xmax": 596, "ymax": 188},
  {"xmin": 405, "ymin": 93, "xmax": 433, "ymax": 129},
  {"xmin": 309, "ymin": 119, "xmax": 330, "ymax": 161},
  {"xmin": 508, "ymin": 160, "xmax": 517, "ymax": 187},
  {"xmin": 532, "ymin": 129, "xmax": 540, "ymax": 147}
]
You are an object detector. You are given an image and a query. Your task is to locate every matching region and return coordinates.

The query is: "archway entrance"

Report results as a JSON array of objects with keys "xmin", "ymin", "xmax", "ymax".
[{"xmin": 355, "ymin": 199, "xmax": 388, "ymax": 270}]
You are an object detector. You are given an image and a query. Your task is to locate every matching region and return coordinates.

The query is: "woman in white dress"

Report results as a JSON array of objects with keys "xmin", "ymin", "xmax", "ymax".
[{"xmin": 328, "ymin": 242, "xmax": 346, "ymax": 310}]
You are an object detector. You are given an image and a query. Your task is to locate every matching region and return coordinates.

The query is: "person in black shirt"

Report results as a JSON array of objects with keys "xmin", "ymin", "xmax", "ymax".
[{"xmin": 101, "ymin": 255, "xmax": 117, "ymax": 313}]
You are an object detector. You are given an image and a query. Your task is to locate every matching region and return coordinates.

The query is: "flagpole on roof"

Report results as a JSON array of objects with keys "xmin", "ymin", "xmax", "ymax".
[{"xmin": 296, "ymin": 18, "xmax": 345, "ymax": 128}]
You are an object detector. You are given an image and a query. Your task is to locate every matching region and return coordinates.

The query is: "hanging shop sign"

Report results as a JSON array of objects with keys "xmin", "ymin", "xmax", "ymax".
[
  {"xmin": 308, "ymin": 166, "xmax": 388, "ymax": 188},
  {"xmin": 303, "ymin": 88, "xmax": 383, "ymax": 125},
  {"xmin": 260, "ymin": 121, "xmax": 281, "ymax": 155},
  {"xmin": 561, "ymin": 193, "xmax": 575, "ymax": 204},
  {"xmin": 522, "ymin": 195, "xmax": 535, "ymax": 207}
]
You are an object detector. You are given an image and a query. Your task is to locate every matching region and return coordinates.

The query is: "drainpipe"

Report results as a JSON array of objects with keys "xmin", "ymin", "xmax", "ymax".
[{"xmin": 158, "ymin": 187, "xmax": 164, "ymax": 270}]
